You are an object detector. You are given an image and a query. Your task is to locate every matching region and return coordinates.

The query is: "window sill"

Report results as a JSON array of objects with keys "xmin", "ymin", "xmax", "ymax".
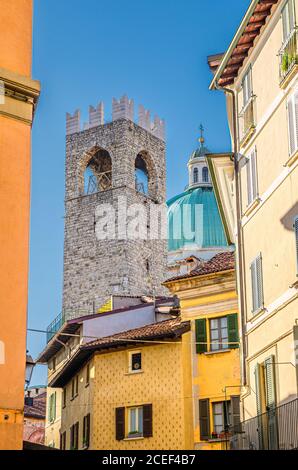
[
  {"xmin": 125, "ymin": 370, "xmax": 144, "ymax": 376},
  {"xmin": 124, "ymin": 436, "xmax": 144, "ymax": 441},
  {"xmin": 284, "ymin": 149, "xmax": 298, "ymax": 168},
  {"xmin": 208, "ymin": 438, "xmax": 229, "ymax": 443},
  {"xmin": 82, "ymin": 445, "xmax": 89, "ymax": 450},
  {"xmin": 240, "ymin": 125, "xmax": 256, "ymax": 148},
  {"xmin": 280, "ymin": 63, "xmax": 298, "ymax": 90},
  {"xmin": 248, "ymin": 307, "xmax": 266, "ymax": 322},
  {"xmin": 204, "ymin": 349, "xmax": 232, "ymax": 356},
  {"xmin": 243, "ymin": 197, "xmax": 261, "ymax": 217}
]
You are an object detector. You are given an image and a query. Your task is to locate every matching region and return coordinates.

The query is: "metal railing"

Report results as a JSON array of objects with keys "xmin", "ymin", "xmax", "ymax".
[
  {"xmin": 279, "ymin": 27, "xmax": 298, "ymax": 83},
  {"xmin": 239, "ymin": 95, "xmax": 256, "ymax": 144},
  {"xmin": 229, "ymin": 398, "xmax": 298, "ymax": 450},
  {"xmin": 46, "ymin": 303, "xmax": 108, "ymax": 343}
]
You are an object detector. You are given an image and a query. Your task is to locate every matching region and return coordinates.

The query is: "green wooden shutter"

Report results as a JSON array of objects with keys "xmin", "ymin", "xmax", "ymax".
[
  {"xmin": 254, "ymin": 363, "xmax": 264, "ymax": 449},
  {"xmin": 143, "ymin": 404, "xmax": 153, "ymax": 438},
  {"xmin": 115, "ymin": 407, "xmax": 125, "ymax": 441},
  {"xmin": 264, "ymin": 355, "xmax": 279, "ymax": 449},
  {"xmin": 195, "ymin": 319, "xmax": 207, "ymax": 353},
  {"xmin": 199, "ymin": 399, "xmax": 210, "ymax": 441},
  {"xmin": 53, "ymin": 392, "xmax": 56, "ymax": 421},
  {"xmin": 227, "ymin": 314, "xmax": 239, "ymax": 349},
  {"xmin": 251, "ymin": 254, "xmax": 264, "ymax": 313}
]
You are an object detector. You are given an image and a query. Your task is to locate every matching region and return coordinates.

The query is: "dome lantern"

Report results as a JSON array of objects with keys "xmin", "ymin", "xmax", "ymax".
[{"xmin": 187, "ymin": 125, "xmax": 212, "ymax": 189}]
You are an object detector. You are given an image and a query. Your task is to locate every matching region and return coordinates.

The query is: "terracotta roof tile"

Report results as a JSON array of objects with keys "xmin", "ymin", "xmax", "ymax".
[
  {"xmin": 83, "ymin": 316, "xmax": 190, "ymax": 350},
  {"xmin": 24, "ymin": 393, "xmax": 47, "ymax": 419},
  {"xmin": 165, "ymin": 251, "xmax": 235, "ymax": 282}
]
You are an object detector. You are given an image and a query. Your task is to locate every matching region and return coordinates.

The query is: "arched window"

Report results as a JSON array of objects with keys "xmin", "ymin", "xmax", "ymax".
[
  {"xmin": 135, "ymin": 154, "xmax": 149, "ymax": 195},
  {"xmin": 83, "ymin": 149, "xmax": 112, "ymax": 195},
  {"xmin": 193, "ymin": 167, "xmax": 199, "ymax": 184},
  {"xmin": 202, "ymin": 166, "xmax": 209, "ymax": 183}
]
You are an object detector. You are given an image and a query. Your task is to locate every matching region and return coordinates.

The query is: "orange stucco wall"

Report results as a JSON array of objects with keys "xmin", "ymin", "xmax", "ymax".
[
  {"xmin": 0, "ymin": 0, "xmax": 33, "ymax": 450},
  {"xmin": 0, "ymin": 0, "xmax": 33, "ymax": 76}
]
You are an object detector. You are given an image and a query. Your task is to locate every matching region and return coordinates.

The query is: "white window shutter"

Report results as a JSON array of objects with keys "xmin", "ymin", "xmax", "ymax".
[
  {"xmin": 295, "ymin": 216, "xmax": 298, "ymax": 272},
  {"xmin": 246, "ymin": 158, "xmax": 252, "ymax": 206},
  {"xmin": 294, "ymin": 90, "xmax": 298, "ymax": 150},
  {"xmin": 251, "ymin": 254, "xmax": 264, "ymax": 313},
  {"xmin": 251, "ymin": 148, "xmax": 258, "ymax": 201},
  {"xmin": 288, "ymin": 97, "xmax": 296, "ymax": 156},
  {"xmin": 256, "ymin": 254, "xmax": 264, "ymax": 310}
]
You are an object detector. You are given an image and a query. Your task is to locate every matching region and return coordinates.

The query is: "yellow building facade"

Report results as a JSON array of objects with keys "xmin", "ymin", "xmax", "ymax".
[
  {"xmin": 0, "ymin": 0, "xmax": 40, "ymax": 450},
  {"xmin": 164, "ymin": 253, "xmax": 241, "ymax": 450},
  {"xmin": 43, "ymin": 317, "xmax": 194, "ymax": 450},
  {"xmin": 209, "ymin": 0, "xmax": 298, "ymax": 449}
]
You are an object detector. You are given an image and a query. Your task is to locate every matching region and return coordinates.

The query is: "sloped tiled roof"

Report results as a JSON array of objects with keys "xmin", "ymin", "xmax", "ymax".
[
  {"xmin": 83, "ymin": 316, "xmax": 190, "ymax": 350},
  {"xmin": 165, "ymin": 251, "xmax": 235, "ymax": 283},
  {"xmin": 50, "ymin": 317, "xmax": 190, "ymax": 388},
  {"xmin": 24, "ymin": 393, "xmax": 46, "ymax": 420}
]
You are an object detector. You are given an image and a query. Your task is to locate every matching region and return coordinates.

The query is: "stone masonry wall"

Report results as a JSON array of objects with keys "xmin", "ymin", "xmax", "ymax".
[{"xmin": 63, "ymin": 118, "xmax": 167, "ymax": 314}]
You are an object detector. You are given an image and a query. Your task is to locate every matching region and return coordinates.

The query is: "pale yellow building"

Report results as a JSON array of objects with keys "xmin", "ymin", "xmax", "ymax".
[{"xmin": 208, "ymin": 0, "xmax": 298, "ymax": 450}]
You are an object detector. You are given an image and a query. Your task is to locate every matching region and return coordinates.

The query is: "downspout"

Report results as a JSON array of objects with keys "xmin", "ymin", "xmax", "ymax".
[{"xmin": 214, "ymin": 81, "xmax": 247, "ymax": 392}]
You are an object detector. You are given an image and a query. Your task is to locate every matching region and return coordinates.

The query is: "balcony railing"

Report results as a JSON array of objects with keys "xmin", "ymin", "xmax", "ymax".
[
  {"xmin": 239, "ymin": 96, "xmax": 256, "ymax": 146},
  {"xmin": 279, "ymin": 27, "xmax": 298, "ymax": 85},
  {"xmin": 229, "ymin": 397, "xmax": 298, "ymax": 450},
  {"xmin": 46, "ymin": 299, "xmax": 113, "ymax": 342}
]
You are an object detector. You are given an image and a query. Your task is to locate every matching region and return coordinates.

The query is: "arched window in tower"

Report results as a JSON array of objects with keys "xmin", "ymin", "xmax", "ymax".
[
  {"xmin": 83, "ymin": 148, "xmax": 112, "ymax": 195},
  {"xmin": 193, "ymin": 167, "xmax": 199, "ymax": 184},
  {"xmin": 202, "ymin": 166, "xmax": 209, "ymax": 183},
  {"xmin": 135, "ymin": 154, "xmax": 149, "ymax": 195}
]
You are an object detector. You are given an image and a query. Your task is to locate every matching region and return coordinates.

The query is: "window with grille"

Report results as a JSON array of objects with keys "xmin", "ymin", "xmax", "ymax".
[
  {"xmin": 202, "ymin": 166, "xmax": 209, "ymax": 183},
  {"xmin": 193, "ymin": 167, "xmax": 199, "ymax": 183}
]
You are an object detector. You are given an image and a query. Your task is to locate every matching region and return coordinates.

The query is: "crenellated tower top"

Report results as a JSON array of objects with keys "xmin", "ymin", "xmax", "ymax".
[{"xmin": 66, "ymin": 94, "xmax": 165, "ymax": 141}]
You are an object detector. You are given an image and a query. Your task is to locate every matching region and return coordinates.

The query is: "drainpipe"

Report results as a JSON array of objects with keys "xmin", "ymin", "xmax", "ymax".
[{"xmin": 214, "ymin": 81, "xmax": 248, "ymax": 393}]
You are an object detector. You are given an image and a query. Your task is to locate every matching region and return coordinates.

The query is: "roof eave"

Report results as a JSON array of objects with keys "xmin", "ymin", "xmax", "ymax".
[{"xmin": 210, "ymin": 0, "xmax": 261, "ymax": 90}]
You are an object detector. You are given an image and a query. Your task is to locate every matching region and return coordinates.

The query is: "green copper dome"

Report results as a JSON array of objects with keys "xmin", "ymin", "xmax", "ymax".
[{"xmin": 167, "ymin": 186, "xmax": 228, "ymax": 252}]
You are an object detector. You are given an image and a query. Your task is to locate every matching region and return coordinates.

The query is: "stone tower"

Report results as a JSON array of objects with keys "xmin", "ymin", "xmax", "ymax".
[{"xmin": 63, "ymin": 95, "xmax": 167, "ymax": 315}]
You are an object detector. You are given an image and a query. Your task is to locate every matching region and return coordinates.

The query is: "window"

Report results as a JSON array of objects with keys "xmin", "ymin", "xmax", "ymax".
[
  {"xmin": 128, "ymin": 407, "xmax": 143, "ymax": 437},
  {"xmin": 202, "ymin": 166, "xmax": 209, "ymax": 183},
  {"xmin": 115, "ymin": 404, "xmax": 153, "ymax": 440},
  {"xmin": 193, "ymin": 167, "xmax": 198, "ymax": 183},
  {"xmin": 83, "ymin": 414, "xmax": 90, "ymax": 448},
  {"xmin": 70, "ymin": 422, "xmax": 79, "ymax": 450},
  {"xmin": 129, "ymin": 351, "xmax": 142, "ymax": 373},
  {"xmin": 242, "ymin": 67, "xmax": 252, "ymax": 107},
  {"xmin": 246, "ymin": 148, "xmax": 258, "ymax": 206},
  {"xmin": 287, "ymin": 90, "xmax": 298, "ymax": 156},
  {"xmin": 212, "ymin": 401, "xmax": 231, "ymax": 436},
  {"xmin": 282, "ymin": 0, "xmax": 295, "ymax": 42},
  {"xmin": 71, "ymin": 375, "xmax": 79, "ymax": 399},
  {"xmin": 60, "ymin": 431, "xmax": 66, "ymax": 450},
  {"xmin": 295, "ymin": 216, "xmax": 298, "ymax": 271},
  {"xmin": 195, "ymin": 314, "xmax": 239, "ymax": 353},
  {"xmin": 86, "ymin": 364, "xmax": 90, "ymax": 386},
  {"xmin": 135, "ymin": 154, "xmax": 149, "ymax": 195},
  {"xmin": 62, "ymin": 388, "xmax": 66, "ymax": 408},
  {"xmin": 210, "ymin": 317, "xmax": 228, "ymax": 351},
  {"xmin": 48, "ymin": 392, "xmax": 56, "ymax": 423},
  {"xmin": 250, "ymin": 253, "xmax": 264, "ymax": 314}
]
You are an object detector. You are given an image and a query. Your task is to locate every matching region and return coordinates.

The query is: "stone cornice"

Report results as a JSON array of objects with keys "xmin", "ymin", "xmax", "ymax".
[
  {"xmin": 164, "ymin": 269, "xmax": 235, "ymax": 293},
  {"xmin": 0, "ymin": 66, "xmax": 40, "ymax": 125}
]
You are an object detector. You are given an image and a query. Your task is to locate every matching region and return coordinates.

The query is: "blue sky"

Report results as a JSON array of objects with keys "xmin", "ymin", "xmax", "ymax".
[{"xmin": 28, "ymin": 0, "xmax": 250, "ymax": 384}]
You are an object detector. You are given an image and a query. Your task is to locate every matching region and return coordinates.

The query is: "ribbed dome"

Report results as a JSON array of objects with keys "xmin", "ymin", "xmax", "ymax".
[
  {"xmin": 167, "ymin": 187, "xmax": 228, "ymax": 252},
  {"xmin": 190, "ymin": 145, "xmax": 210, "ymax": 160}
]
